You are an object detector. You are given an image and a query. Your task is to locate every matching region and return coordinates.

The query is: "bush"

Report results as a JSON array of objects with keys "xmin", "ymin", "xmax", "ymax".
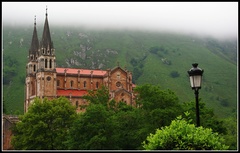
[{"xmin": 142, "ymin": 114, "xmax": 229, "ymax": 150}]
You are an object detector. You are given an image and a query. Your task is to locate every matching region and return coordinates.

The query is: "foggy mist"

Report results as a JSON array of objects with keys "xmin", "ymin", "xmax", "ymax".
[{"xmin": 2, "ymin": 2, "xmax": 238, "ymax": 39}]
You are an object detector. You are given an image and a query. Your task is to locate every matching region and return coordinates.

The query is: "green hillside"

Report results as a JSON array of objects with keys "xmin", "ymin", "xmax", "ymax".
[{"xmin": 2, "ymin": 25, "xmax": 237, "ymax": 119}]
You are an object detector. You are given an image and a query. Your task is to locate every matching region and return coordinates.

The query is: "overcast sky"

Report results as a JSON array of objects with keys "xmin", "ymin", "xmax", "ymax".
[{"xmin": 2, "ymin": 2, "xmax": 238, "ymax": 39}]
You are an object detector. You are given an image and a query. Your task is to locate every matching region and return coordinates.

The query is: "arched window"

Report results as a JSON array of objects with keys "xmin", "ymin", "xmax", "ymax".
[
  {"xmin": 49, "ymin": 59, "xmax": 52, "ymax": 68},
  {"xmin": 76, "ymin": 101, "xmax": 79, "ymax": 108},
  {"xmin": 33, "ymin": 65, "xmax": 36, "ymax": 72},
  {"xmin": 84, "ymin": 81, "xmax": 86, "ymax": 88},
  {"xmin": 31, "ymin": 82, "xmax": 35, "ymax": 96},
  {"xmin": 117, "ymin": 72, "xmax": 120, "ymax": 80},
  {"xmin": 57, "ymin": 80, "xmax": 60, "ymax": 86},
  {"xmin": 96, "ymin": 82, "xmax": 99, "ymax": 89},
  {"xmin": 40, "ymin": 58, "xmax": 44, "ymax": 69},
  {"xmin": 31, "ymin": 81, "xmax": 34, "ymax": 95},
  {"xmin": 45, "ymin": 59, "xmax": 48, "ymax": 68},
  {"xmin": 70, "ymin": 80, "xmax": 74, "ymax": 88}
]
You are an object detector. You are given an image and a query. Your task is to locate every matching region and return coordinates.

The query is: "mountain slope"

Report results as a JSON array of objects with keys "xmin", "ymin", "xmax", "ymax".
[{"xmin": 2, "ymin": 25, "xmax": 237, "ymax": 119}]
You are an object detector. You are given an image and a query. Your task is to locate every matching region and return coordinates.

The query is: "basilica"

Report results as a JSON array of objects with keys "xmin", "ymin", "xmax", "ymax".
[{"xmin": 25, "ymin": 10, "xmax": 135, "ymax": 113}]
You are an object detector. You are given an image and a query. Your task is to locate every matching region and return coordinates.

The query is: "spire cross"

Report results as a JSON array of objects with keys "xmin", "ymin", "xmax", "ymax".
[
  {"xmin": 46, "ymin": 5, "xmax": 48, "ymax": 16},
  {"xmin": 34, "ymin": 15, "xmax": 36, "ymax": 26}
]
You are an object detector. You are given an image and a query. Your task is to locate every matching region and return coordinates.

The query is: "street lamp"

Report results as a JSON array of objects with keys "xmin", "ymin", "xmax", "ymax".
[{"xmin": 188, "ymin": 63, "xmax": 204, "ymax": 127}]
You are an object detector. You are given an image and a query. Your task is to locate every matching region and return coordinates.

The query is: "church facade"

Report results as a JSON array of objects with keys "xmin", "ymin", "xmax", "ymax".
[{"xmin": 25, "ymin": 11, "xmax": 135, "ymax": 113}]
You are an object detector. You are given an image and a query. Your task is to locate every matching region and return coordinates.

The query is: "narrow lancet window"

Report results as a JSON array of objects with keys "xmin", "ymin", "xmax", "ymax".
[
  {"xmin": 96, "ymin": 82, "xmax": 99, "ymax": 89},
  {"xmin": 57, "ymin": 80, "xmax": 60, "ymax": 87},
  {"xmin": 49, "ymin": 59, "xmax": 52, "ymax": 68},
  {"xmin": 45, "ymin": 59, "xmax": 48, "ymax": 68},
  {"xmin": 70, "ymin": 80, "xmax": 74, "ymax": 88}
]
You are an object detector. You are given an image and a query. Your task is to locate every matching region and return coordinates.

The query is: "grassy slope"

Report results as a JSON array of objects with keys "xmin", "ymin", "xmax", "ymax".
[
  {"xmin": 3, "ymin": 26, "xmax": 30, "ymax": 114},
  {"xmin": 2, "ymin": 25, "xmax": 237, "ymax": 119}
]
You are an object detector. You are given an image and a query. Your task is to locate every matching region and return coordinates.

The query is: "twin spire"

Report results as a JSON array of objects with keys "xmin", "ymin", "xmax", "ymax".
[
  {"xmin": 29, "ymin": 6, "xmax": 53, "ymax": 60},
  {"xmin": 29, "ymin": 15, "xmax": 39, "ymax": 56},
  {"xmin": 41, "ymin": 6, "xmax": 52, "ymax": 50}
]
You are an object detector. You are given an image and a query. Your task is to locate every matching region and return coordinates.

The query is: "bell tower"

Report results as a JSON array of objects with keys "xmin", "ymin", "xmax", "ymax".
[
  {"xmin": 35, "ymin": 7, "xmax": 57, "ymax": 100},
  {"xmin": 25, "ymin": 16, "xmax": 39, "ymax": 112}
]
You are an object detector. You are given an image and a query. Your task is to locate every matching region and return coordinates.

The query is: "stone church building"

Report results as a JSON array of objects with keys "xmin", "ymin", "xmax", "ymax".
[{"xmin": 25, "ymin": 10, "xmax": 135, "ymax": 113}]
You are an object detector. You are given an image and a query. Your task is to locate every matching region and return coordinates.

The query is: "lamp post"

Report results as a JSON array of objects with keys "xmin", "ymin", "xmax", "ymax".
[{"xmin": 188, "ymin": 63, "xmax": 204, "ymax": 127}]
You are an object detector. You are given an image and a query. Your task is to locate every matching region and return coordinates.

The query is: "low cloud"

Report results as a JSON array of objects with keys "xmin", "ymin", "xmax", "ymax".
[{"xmin": 2, "ymin": 2, "xmax": 238, "ymax": 39}]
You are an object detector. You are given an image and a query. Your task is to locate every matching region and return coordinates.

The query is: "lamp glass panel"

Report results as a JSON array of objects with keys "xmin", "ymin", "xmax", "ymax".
[
  {"xmin": 191, "ymin": 75, "xmax": 202, "ymax": 88},
  {"xmin": 189, "ymin": 76, "xmax": 194, "ymax": 88}
]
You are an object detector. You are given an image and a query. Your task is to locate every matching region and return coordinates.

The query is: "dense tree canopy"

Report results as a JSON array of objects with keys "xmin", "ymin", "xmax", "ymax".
[
  {"xmin": 10, "ymin": 84, "xmax": 234, "ymax": 150},
  {"xmin": 3, "ymin": 55, "xmax": 18, "ymax": 85},
  {"xmin": 67, "ymin": 86, "xmax": 147, "ymax": 150},
  {"xmin": 67, "ymin": 85, "xmax": 184, "ymax": 150},
  {"xmin": 222, "ymin": 117, "xmax": 237, "ymax": 150},
  {"xmin": 134, "ymin": 84, "xmax": 183, "ymax": 130},
  {"xmin": 11, "ymin": 97, "xmax": 77, "ymax": 150}
]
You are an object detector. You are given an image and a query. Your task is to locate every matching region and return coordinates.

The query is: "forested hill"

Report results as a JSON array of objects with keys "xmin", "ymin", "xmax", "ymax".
[{"xmin": 3, "ymin": 24, "xmax": 237, "ymax": 119}]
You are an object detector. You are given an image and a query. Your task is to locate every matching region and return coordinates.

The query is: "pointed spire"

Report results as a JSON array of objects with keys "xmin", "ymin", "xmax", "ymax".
[
  {"xmin": 40, "ymin": 6, "xmax": 53, "ymax": 53},
  {"xmin": 29, "ymin": 15, "xmax": 39, "ymax": 60}
]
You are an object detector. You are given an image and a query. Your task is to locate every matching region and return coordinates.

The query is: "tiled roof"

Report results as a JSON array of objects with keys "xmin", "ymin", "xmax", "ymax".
[
  {"xmin": 56, "ymin": 68, "xmax": 107, "ymax": 76},
  {"xmin": 57, "ymin": 89, "xmax": 88, "ymax": 97}
]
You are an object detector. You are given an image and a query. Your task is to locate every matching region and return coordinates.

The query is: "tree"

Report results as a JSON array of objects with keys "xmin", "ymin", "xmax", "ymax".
[
  {"xmin": 82, "ymin": 85, "xmax": 110, "ymax": 107},
  {"xmin": 142, "ymin": 113, "xmax": 229, "ymax": 150},
  {"xmin": 67, "ymin": 86, "xmax": 146, "ymax": 150},
  {"xmin": 67, "ymin": 103, "xmax": 112, "ymax": 150},
  {"xmin": 182, "ymin": 101, "xmax": 227, "ymax": 135},
  {"xmin": 132, "ymin": 67, "xmax": 143, "ymax": 83},
  {"xmin": 134, "ymin": 84, "xmax": 183, "ymax": 128},
  {"xmin": 67, "ymin": 86, "xmax": 115, "ymax": 149},
  {"xmin": 69, "ymin": 103, "xmax": 146, "ymax": 150},
  {"xmin": 107, "ymin": 104, "xmax": 147, "ymax": 150},
  {"xmin": 67, "ymin": 85, "xmax": 185, "ymax": 150},
  {"xmin": 11, "ymin": 97, "xmax": 77, "ymax": 150},
  {"xmin": 222, "ymin": 117, "xmax": 237, "ymax": 150},
  {"xmin": 3, "ymin": 55, "xmax": 18, "ymax": 85}
]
